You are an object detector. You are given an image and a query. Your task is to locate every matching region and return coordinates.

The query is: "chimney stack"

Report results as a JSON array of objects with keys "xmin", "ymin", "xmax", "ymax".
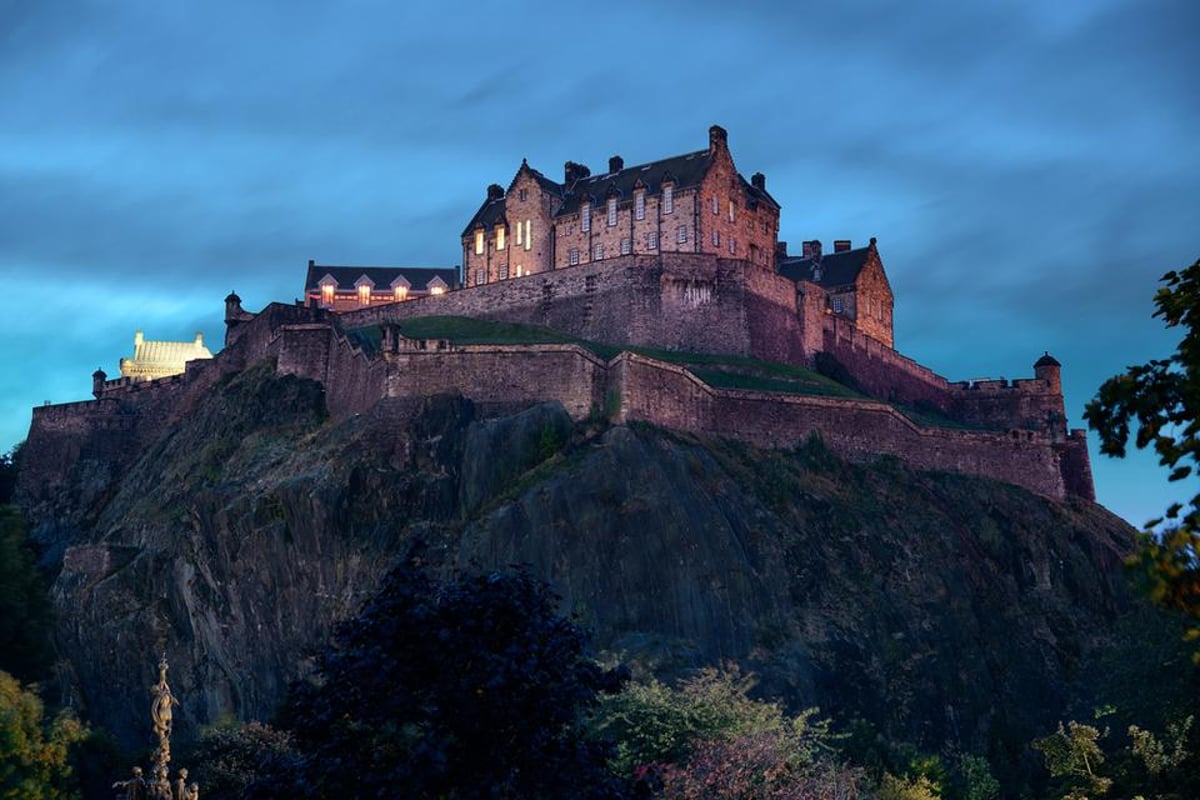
[
  {"xmin": 609, "ymin": 155, "xmax": 624, "ymax": 173},
  {"xmin": 709, "ymin": 124, "xmax": 728, "ymax": 152},
  {"xmin": 486, "ymin": 184, "xmax": 504, "ymax": 201},
  {"xmin": 776, "ymin": 240, "xmax": 788, "ymax": 258},
  {"xmin": 751, "ymin": 172, "xmax": 766, "ymax": 191},
  {"xmin": 564, "ymin": 161, "xmax": 591, "ymax": 184},
  {"xmin": 834, "ymin": 239, "xmax": 851, "ymax": 253}
]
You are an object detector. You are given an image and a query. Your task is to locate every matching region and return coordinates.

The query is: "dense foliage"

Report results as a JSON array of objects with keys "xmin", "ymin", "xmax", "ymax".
[
  {"xmin": 0, "ymin": 670, "xmax": 87, "ymax": 800},
  {"xmin": 252, "ymin": 562, "xmax": 631, "ymax": 799},
  {"xmin": 0, "ymin": 443, "xmax": 20, "ymax": 505},
  {"xmin": 0, "ymin": 507, "xmax": 54, "ymax": 683},
  {"xmin": 1085, "ymin": 257, "xmax": 1200, "ymax": 641}
]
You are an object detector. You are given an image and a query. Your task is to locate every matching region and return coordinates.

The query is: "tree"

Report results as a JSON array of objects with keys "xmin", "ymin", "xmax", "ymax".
[
  {"xmin": 0, "ymin": 670, "xmax": 88, "ymax": 800},
  {"xmin": 251, "ymin": 562, "xmax": 631, "ymax": 799},
  {"xmin": 0, "ymin": 442, "xmax": 21, "ymax": 506},
  {"xmin": 1085, "ymin": 257, "xmax": 1200, "ymax": 638},
  {"xmin": 1032, "ymin": 721, "xmax": 1112, "ymax": 800},
  {"xmin": 0, "ymin": 507, "xmax": 54, "ymax": 683}
]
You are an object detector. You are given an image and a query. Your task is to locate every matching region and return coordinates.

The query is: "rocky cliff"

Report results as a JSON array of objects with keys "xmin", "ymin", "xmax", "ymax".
[{"xmin": 18, "ymin": 358, "xmax": 1156, "ymax": 770}]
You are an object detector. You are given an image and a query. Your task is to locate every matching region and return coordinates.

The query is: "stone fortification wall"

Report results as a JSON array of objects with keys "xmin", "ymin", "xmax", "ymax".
[
  {"xmin": 339, "ymin": 254, "xmax": 807, "ymax": 364},
  {"xmin": 613, "ymin": 354, "xmax": 1075, "ymax": 500}
]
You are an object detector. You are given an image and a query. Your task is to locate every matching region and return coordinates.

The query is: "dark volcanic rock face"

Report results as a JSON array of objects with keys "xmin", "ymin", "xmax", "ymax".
[{"xmin": 23, "ymin": 363, "xmax": 1141, "ymax": 763}]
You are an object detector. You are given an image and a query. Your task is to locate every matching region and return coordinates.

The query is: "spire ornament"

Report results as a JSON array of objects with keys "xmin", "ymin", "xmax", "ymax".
[{"xmin": 114, "ymin": 655, "xmax": 199, "ymax": 800}]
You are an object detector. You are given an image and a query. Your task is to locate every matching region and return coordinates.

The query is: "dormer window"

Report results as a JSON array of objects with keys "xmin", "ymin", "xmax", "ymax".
[
  {"xmin": 581, "ymin": 202, "xmax": 591, "ymax": 232},
  {"xmin": 474, "ymin": 230, "xmax": 484, "ymax": 255},
  {"xmin": 663, "ymin": 184, "xmax": 674, "ymax": 214},
  {"xmin": 430, "ymin": 285, "xmax": 445, "ymax": 296},
  {"xmin": 428, "ymin": 276, "xmax": 448, "ymax": 296},
  {"xmin": 394, "ymin": 285, "xmax": 409, "ymax": 302},
  {"xmin": 635, "ymin": 191, "xmax": 645, "ymax": 220},
  {"xmin": 496, "ymin": 225, "xmax": 506, "ymax": 250},
  {"xmin": 320, "ymin": 285, "xmax": 334, "ymax": 306},
  {"xmin": 607, "ymin": 197, "xmax": 617, "ymax": 226},
  {"xmin": 357, "ymin": 285, "xmax": 371, "ymax": 305}
]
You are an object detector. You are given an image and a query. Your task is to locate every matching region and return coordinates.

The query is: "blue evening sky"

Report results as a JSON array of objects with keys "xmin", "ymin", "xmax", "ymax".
[{"xmin": 2, "ymin": 0, "xmax": 1196, "ymax": 527}]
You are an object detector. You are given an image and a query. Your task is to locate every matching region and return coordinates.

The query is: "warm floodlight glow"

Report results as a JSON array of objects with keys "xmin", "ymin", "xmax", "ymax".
[
  {"xmin": 358, "ymin": 285, "xmax": 371, "ymax": 305},
  {"xmin": 430, "ymin": 285, "xmax": 445, "ymax": 296},
  {"xmin": 394, "ymin": 286, "xmax": 409, "ymax": 302},
  {"xmin": 321, "ymin": 284, "xmax": 334, "ymax": 305}
]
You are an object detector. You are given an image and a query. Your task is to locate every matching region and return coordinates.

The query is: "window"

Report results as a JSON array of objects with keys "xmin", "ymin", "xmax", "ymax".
[
  {"xmin": 620, "ymin": 237, "xmax": 632, "ymax": 255},
  {"xmin": 676, "ymin": 225, "xmax": 687, "ymax": 244},
  {"xmin": 474, "ymin": 230, "xmax": 484, "ymax": 255},
  {"xmin": 515, "ymin": 219, "xmax": 523, "ymax": 246},
  {"xmin": 320, "ymin": 284, "xmax": 334, "ymax": 306},
  {"xmin": 711, "ymin": 196, "xmax": 718, "ymax": 215},
  {"xmin": 593, "ymin": 242, "xmax": 605, "ymax": 261},
  {"xmin": 728, "ymin": 200, "xmax": 735, "ymax": 222},
  {"xmin": 831, "ymin": 297, "xmax": 844, "ymax": 314},
  {"xmin": 519, "ymin": 188, "xmax": 527, "ymax": 201},
  {"xmin": 515, "ymin": 265, "xmax": 524, "ymax": 277},
  {"xmin": 393, "ymin": 285, "xmax": 409, "ymax": 302},
  {"xmin": 728, "ymin": 237, "xmax": 736, "ymax": 255},
  {"xmin": 498, "ymin": 265, "xmax": 508, "ymax": 280},
  {"xmin": 712, "ymin": 230, "xmax": 720, "ymax": 247},
  {"xmin": 568, "ymin": 248, "xmax": 580, "ymax": 265},
  {"xmin": 524, "ymin": 219, "xmax": 531, "ymax": 251},
  {"xmin": 475, "ymin": 268, "xmax": 485, "ymax": 285},
  {"xmin": 581, "ymin": 203, "xmax": 591, "ymax": 232},
  {"xmin": 358, "ymin": 285, "xmax": 371, "ymax": 305},
  {"xmin": 496, "ymin": 225, "xmax": 505, "ymax": 250},
  {"xmin": 429, "ymin": 285, "xmax": 445, "ymax": 296},
  {"xmin": 663, "ymin": 184, "xmax": 674, "ymax": 214},
  {"xmin": 607, "ymin": 197, "xmax": 617, "ymax": 226},
  {"xmin": 635, "ymin": 191, "xmax": 645, "ymax": 220},
  {"xmin": 646, "ymin": 231, "xmax": 658, "ymax": 250}
]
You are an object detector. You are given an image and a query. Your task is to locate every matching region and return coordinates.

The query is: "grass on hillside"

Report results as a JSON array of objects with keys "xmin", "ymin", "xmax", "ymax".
[{"xmin": 350, "ymin": 315, "xmax": 972, "ymax": 426}]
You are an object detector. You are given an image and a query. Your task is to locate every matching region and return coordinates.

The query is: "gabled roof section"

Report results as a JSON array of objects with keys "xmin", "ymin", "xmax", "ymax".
[
  {"xmin": 740, "ymin": 174, "xmax": 780, "ymax": 210},
  {"xmin": 305, "ymin": 263, "xmax": 460, "ymax": 293},
  {"xmin": 556, "ymin": 149, "xmax": 713, "ymax": 216},
  {"xmin": 461, "ymin": 197, "xmax": 507, "ymax": 238},
  {"xmin": 778, "ymin": 246, "xmax": 872, "ymax": 290},
  {"xmin": 509, "ymin": 158, "xmax": 564, "ymax": 197}
]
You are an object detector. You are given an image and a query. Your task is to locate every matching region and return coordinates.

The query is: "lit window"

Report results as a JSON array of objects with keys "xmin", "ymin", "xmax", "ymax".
[
  {"xmin": 394, "ymin": 285, "xmax": 409, "ymax": 302},
  {"xmin": 728, "ymin": 200, "xmax": 735, "ymax": 222},
  {"xmin": 676, "ymin": 225, "xmax": 687, "ymax": 244},
  {"xmin": 358, "ymin": 285, "xmax": 371, "ymax": 305},
  {"xmin": 569, "ymin": 248, "xmax": 580, "ymax": 265},
  {"xmin": 474, "ymin": 230, "xmax": 484, "ymax": 255},
  {"xmin": 593, "ymin": 242, "xmax": 605, "ymax": 261},
  {"xmin": 516, "ymin": 220, "xmax": 523, "ymax": 246},
  {"xmin": 620, "ymin": 238, "xmax": 632, "ymax": 255},
  {"xmin": 832, "ymin": 297, "xmax": 844, "ymax": 314},
  {"xmin": 607, "ymin": 197, "xmax": 617, "ymax": 226},
  {"xmin": 635, "ymin": 191, "xmax": 645, "ymax": 220},
  {"xmin": 582, "ymin": 203, "xmax": 591, "ymax": 232},
  {"xmin": 496, "ymin": 225, "xmax": 505, "ymax": 250},
  {"xmin": 515, "ymin": 265, "xmax": 524, "ymax": 277},
  {"xmin": 524, "ymin": 219, "xmax": 531, "ymax": 251},
  {"xmin": 475, "ymin": 268, "xmax": 485, "ymax": 285},
  {"xmin": 430, "ymin": 285, "xmax": 445, "ymax": 296},
  {"xmin": 320, "ymin": 284, "xmax": 334, "ymax": 305},
  {"xmin": 711, "ymin": 196, "xmax": 718, "ymax": 215},
  {"xmin": 712, "ymin": 230, "xmax": 720, "ymax": 247},
  {"xmin": 647, "ymin": 231, "xmax": 658, "ymax": 250},
  {"xmin": 663, "ymin": 185, "xmax": 674, "ymax": 214}
]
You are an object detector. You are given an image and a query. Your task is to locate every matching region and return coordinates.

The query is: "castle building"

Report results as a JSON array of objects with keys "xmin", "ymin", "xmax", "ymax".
[
  {"xmin": 778, "ymin": 238, "xmax": 895, "ymax": 349},
  {"xmin": 303, "ymin": 261, "xmax": 459, "ymax": 312},
  {"xmin": 462, "ymin": 125, "xmax": 781, "ymax": 287},
  {"xmin": 118, "ymin": 331, "xmax": 212, "ymax": 382}
]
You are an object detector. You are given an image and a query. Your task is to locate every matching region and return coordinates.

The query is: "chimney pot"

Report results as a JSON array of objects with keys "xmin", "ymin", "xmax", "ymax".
[
  {"xmin": 776, "ymin": 240, "xmax": 788, "ymax": 256},
  {"xmin": 486, "ymin": 183, "xmax": 504, "ymax": 201},
  {"xmin": 751, "ymin": 172, "xmax": 766, "ymax": 190},
  {"xmin": 609, "ymin": 155, "xmax": 624, "ymax": 173},
  {"xmin": 709, "ymin": 124, "xmax": 728, "ymax": 151},
  {"xmin": 564, "ymin": 161, "xmax": 591, "ymax": 184},
  {"xmin": 834, "ymin": 239, "xmax": 851, "ymax": 253}
]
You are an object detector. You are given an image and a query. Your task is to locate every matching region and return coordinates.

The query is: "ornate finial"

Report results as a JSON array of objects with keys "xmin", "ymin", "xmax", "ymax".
[{"xmin": 112, "ymin": 655, "xmax": 198, "ymax": 800}]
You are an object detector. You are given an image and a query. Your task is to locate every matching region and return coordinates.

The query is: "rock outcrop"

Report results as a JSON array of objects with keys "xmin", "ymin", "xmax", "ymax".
[{"xmin": 19, "ymin": 360, "xmax": 1148, "ymax": 768}]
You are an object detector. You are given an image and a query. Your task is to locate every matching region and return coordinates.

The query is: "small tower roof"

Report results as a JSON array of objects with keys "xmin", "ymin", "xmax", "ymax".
[{"xmin": 1034, "ymin": 352, "xmax": 1061, "ymax": 368}]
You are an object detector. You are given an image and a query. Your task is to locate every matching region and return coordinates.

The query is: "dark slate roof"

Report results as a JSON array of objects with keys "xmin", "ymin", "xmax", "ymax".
[
  {"xmin": 304, "ymin": 264, "xmax": 460, "ymax": 293},
  {"xmin": 778, "ymin": 246, "xmax": 872, "ymax": 289},
  {"xmin": 461, "ymin": 197, "xmax": 508, "ymax": 238},
  {"xmin": 1034, "ymin": 352, "xmax": 1061, "ymax": 368},
  {"xmin": 556, "ymin": 149, "xmax": 716, "ymax": 215}
]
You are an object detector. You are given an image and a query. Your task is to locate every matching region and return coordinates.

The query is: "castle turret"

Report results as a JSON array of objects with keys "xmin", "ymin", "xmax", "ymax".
[
  {"xmin": 1034, "ymin": 352, "xmax": 1062, "ymax": 395},
  {"xmin": 92, "ymin": 368, "xmax": 107, "ymax": 399}
]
